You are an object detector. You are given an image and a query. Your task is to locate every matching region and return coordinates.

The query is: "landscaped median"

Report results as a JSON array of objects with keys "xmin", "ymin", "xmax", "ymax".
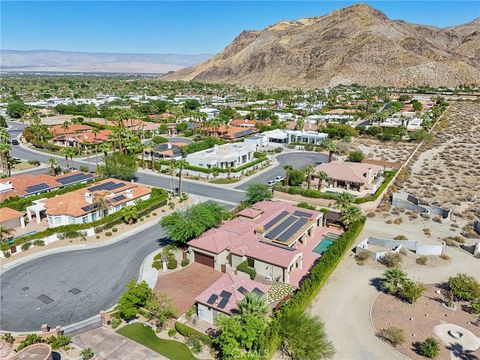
[{"xmin": 0, "ymin": 187, "xmax": 168, "ymax": 254}]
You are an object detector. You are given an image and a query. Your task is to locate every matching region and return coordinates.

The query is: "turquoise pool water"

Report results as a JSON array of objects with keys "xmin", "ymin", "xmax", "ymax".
[{"xmin": 313, "ymin": 239, "xmax": 334, "ymax": 255}]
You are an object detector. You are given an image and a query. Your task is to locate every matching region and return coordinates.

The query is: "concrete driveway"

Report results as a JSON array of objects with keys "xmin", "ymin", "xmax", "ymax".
[{"xmin": 73, "ymin": 327, "xmax": 166, "ymax": 360}]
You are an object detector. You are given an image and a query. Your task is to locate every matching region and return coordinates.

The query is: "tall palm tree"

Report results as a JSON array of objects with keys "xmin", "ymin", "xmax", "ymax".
[
  {"xmin": 283, "ymin": 165, "xmax": 293, "ymax": 186},
  {"xmin": 279, "ymin": 308, "xmax": 335, "ymax": 360},
  {"xmin": 62, "ymin": 147, "xmax": 71, "ymax": 169},
  {"xmin": 121, "ymin": 206, "xmax": 139, "ymax": 224},
  {"xmin": 317, "ymin": 170, "xmax": 329, "ymax": 191},
  {"xmin": 303, "ymin": 165, "xmax": 315, "ymax": 190},
  {"xmin": 93, "ymin": 193, "xmax": 110, "ymax": 218},
  {"xmin": 335, "ymin": 192, "xmax": 355, "ymax": 213},
  {"xmin": 323, "ymin": 139, "xmax": 337, "ymax": 163},
  {"xmin": 0, "ymin": 225, "xmax": 15, "ymax": 242},
  {"xmin": 61, "ymin": 120, "xmax": 71, "ymax": 133},
  {"xmin": 48, "ymin": 157, "xmax": 58, "ymax": 176},
  {"xmin": 0, "ymin": 142, "xmax": 12, "ymax": 176},
  {"xmin": 174, "ymin": 159, "xmax": 188, "ymax": 195},
  {"xmin": 237, "ymin": 292, "xmax": 268, "ymax": 317},
  {"xmin": 340, "ymin": 204, "xmax": 363, "ymax": 227},
  {"xmin": 381, "ymin": 268, "xmax": 408, "ymax": 295}
]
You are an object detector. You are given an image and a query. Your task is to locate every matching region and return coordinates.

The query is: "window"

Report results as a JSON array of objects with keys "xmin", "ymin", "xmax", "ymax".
[{"xmin": 82, "ymin": 215, "xmax": 89, "ymax": 224}]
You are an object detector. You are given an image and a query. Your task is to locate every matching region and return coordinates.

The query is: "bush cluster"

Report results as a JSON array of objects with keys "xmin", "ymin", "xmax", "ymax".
[{"xmin": 236, "ymin": 261, "xmax": 256, "ymax": 280}]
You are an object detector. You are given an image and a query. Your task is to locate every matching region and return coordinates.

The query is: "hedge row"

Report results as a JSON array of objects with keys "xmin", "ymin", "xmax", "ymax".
[
  {"xmin": 0, "ymin": 178, "xmax": 99, "ymax": 211},
  {"xmin": 236, "ymin": 260, "xmax": 256, "ymax": 280},
  {"xmin": 1, "ymin": 188, "xmax": 168, "ymax": 251},
  {"xmin": 273, "ymin": 170, "xmax": 397, "ymax": 204},
  {"xmin": 175, "ymin": 321, "xmax": 212, "ymax": 345},
  {"xmin": 154, "ymin": 158, "xmax": 267, "ymax": 175},
  {"xmin": 264, "ymin": 217, "xmax": 366, "ymax": 357}
]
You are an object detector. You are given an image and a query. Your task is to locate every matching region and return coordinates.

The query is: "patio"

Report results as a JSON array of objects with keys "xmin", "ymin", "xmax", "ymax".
[
  {"xmin": 154, "ymin": 262, "xmax": 223, "ymax": 316},
  {"xmin": 288, "ymin": 226, "xmax": 343, "ymax": 287},
  {"xmin": 6, "ymin": 217, "xmax": 48, "ymax": 239}
]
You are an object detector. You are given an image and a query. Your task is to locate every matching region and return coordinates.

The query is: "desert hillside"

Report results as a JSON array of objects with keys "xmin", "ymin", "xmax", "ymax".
[{"xmin": 163, "ymin": 4, "xmax": 480, "ymax": 88}]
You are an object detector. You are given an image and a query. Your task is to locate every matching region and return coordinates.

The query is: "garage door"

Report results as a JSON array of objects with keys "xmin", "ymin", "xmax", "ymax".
[{"xmin": 194, "ymin": 252, "xmax": 214, "ymax": 267}]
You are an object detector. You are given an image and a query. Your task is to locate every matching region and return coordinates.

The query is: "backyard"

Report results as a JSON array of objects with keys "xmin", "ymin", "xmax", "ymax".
[{"xmin": 117, "ymin": 323, "xmax": 197, "ymax": 360}]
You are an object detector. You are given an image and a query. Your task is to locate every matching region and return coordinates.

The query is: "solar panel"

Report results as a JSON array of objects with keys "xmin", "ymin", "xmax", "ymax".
[
  {"xmin": 238, "ymin": 286, "xmax": 248, "ymax": 295},
  {"xmin": 235, "ymin": 129, "xmax": 255, "ymax": 138},
  {"xmin": 293, "ymin": 210, "xmax": 314, "ymax": 218},
  {"xmin": 217, "ymin": 297, "xmax": 229, "ymax": 309},
  {"xmin": 57, "ymin": 172, "xmax": 93, "ymax": 185},
  {"xmin": 252, "ymin": 288, "xmax": 264, "ymax": 297},
  {"xmin": 276, "ymin": 218, "xmax": 309, "ymax": 243},
  {"xmin": 207, "ymin": 294, "xmax": 218, "ymax": 305},
  {"xmin": 112, "ymin": 195, "xmax": 126, "ymax": 202},
  {"xmin": 88, "ymin": 181, "xmax": 124, "ymax": 192},
  {"xmin": 220, "ymin": 290, "xmax": 232, "ymax": 299},
  {"xmin": 26, "ymin": 183, "xmax": 50, "ymax": 193},
  {"xmin": 264, "ymin": 211, "xmax": 289, "ymax": 230},
  {"xmin": 265, "ymin": 215, "xmax": 298, "ymax": 240},
  {"xmin": 81, "ymin": 204, "xmax": 98, "ymax": 212}
]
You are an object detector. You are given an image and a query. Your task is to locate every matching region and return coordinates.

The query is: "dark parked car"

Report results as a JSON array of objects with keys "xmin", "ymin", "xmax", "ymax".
[{"xmin": 10, "ymin": 139, "xmax": 19, "ymax": 145}]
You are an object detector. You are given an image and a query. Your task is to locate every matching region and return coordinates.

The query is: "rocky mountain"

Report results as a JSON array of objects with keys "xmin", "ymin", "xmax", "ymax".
[
  {"xmin": 0, "ymin": 50, "xmax": 212, "ymax": 74},
  {"xmin": 163, "ymin": 4, "xmax": 480, "ymax": 88}
]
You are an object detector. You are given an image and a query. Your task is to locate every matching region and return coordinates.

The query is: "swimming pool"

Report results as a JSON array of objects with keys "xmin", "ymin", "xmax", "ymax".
[{"xmin": 313, "ymin": 239, "xmax": 334, "ymax": 255}]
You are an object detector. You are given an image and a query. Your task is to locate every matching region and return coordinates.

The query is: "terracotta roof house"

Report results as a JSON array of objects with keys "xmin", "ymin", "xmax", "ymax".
[
  {"xmin": 49, "ymin": 124, "xmax": 91, "ymax": 136},
  {"xmin": 28, "ymin": 178, "xmax": 151, "ymax": 228},
  {"xmin": 188, "ymin": 200, "xmax": 324, "ymax": 285},
  {"xmin": 195, "ymin": 272, "xmax": 271, "ymax": 324},
  {"xmin": 206, "ymin": 125, "xmax": 258, "ymax": 140},
  {"xmin": 144, "ymin": 142, "xmax": 186, "ymax": 160},
  {"xmin": 0, "ymin": 171, "xmax": 95, "ymax": 201},
  {"xmin": 314, "ymin": 161, "xmax": 384, "ymax": 193},
  {"xmin": 0, "ymin": 207, "xmax": 25, "ymax": 230},
  {"xmin": 53, "ymin": 129, "xmax": 112, "ymax": 146},
  {"xmin": 230, "ymin": 119, "xmax": 271, "ymax": 128}
]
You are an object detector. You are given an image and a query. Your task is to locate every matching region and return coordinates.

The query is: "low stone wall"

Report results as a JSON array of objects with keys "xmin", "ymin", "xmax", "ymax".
[
  {"xmin": 392, "ymin": 192, "xmax": 451, "ymax": 222},
  {"xmin": 10, "ymin": 343, "xmax": 52, "ymax": 360},
  {"xmin": 273, "ymin": 190, "xmax": 336, "ymax": 208}
]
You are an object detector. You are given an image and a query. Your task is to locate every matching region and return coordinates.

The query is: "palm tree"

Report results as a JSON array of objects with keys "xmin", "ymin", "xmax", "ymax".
[
  {"xmin": 48, "ymin": 157, "xmax": 58, "ymax": 176},
  {"xmin": 93, "ymin": 194, "xmax": 110, "ymax": 218},
  {"xmin": 79, "ymin": 347, "xmax": 94, "ymax": 360},
  {"xmin": 381, "ymin": 268, "xmax": 408, "ymax": 295},
  {"xmin": 0, "ymin": 142, "xmax": 12, "ymax": 176},
  {"xmin": 174, "ymin": 160, "xmax": 188, "ymax": 195},
  {"xmin": 303, "ymin": 165, "xmax": 315, "ymax": 190},
  {"xmin": 334, "ymin": 192, "xmax": 355, "ymax": 213},
  {"xmin": 279, "ymin": 308, "xmax": 335, "ymax": 360},
  {"xmin": 99, "ymin": 142, "xmax": 111, "ymax": 157},
  {"xmin": 0, "ymin": 225, "xmax": 14, "ymax": 242},
  {"xmin": 62, "ymin": 147, "xmax": 71, "ymax": 169},
  {"xmin": 323, "ymin": 139, "xmax": 337, "ymax": 163},
  {"xmin": 121, "ymin": 206, "xmax": 139, "ymax": 224},
  {"xmin": 340, "ymin": 204, "xmax": 363, "ymax": 227},
  {"xmin": 237, "ymin": 292, "xmax": 268, "ymax": 317},
  {"xmin": 283, "ymin": 165, "xmax": 293, "ymax": 186},
  {"xmin": 61, "ymin": 120, "xmax": 71, "ymax": 134},
  {"xmin": 317, "ymin": 170, "xmax": 329, "ymax": 191}
]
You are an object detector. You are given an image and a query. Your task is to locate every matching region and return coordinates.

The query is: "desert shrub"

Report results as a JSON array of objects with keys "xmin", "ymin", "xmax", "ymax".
[
  {"xmin": 470, "ymin": 298, "xmax": 480, "ymax": 314},
  {"xmin": 112, "ymin": 227, "xmax": 118, "ymax": 232},
  {"xmin": 47, "ymin": 335, "xmax": 71, "ymax": 350},
  {"xmin": 448, "ymin": 273, "xmax": 480, "ymax": 301},
  {"xmin": 16, "ymin": 334, "xmax": 42, "ymax": 351},
  {"xmin": 399, "ymin": 280, "xmax": 425, "ymax": 303},
  {"xmin": 348, "ymin": 150, "xmax": 365, "ymax": 162},
  {"xmin": 181, "ymin": 257, "xmax": 190, "ymax": 267},
  {"xmin": 355, "ymin": 251, "xmax": 370, "ymax": 265},
  {"xmin": 111, "ymin": 317, "xmax": 122, "ymax": 329},
  {"xmin": 33, "ymin": 239, "xmax": 45, "ymax": 246},
  {"xmin": 439, "ymin": 254, "xmax": 450, "ymax": 261},
  {"xmin": 394, "ymin": 235, "xmax": 407, "ymax": 240},
  {"xmin": 187, "ymin": 336, "xmax": 203, "ymax": 353},
  {"xmin": 380, "ymin": 326, "xmax": 406, "ymax": 347},
  {"xmin": 168, "ymin": 329, "xmax": 177, "ymax": 337},
  {"xmin": 64, "ymin": 231, "xmax": 81, "ymax": 239},
  {"xmin": 167, "ymin": 256, "xmax": 177, "ymax": 270},
  {"xmin": 418, "ymin": 337, "xmax": 440, "ymax": 358},
  {"xmin": 416, "ymin": 256, "xmax": 428, "ymax": 265},
  {"xmin": 379, "ymin": 253, "xmax": 402, "ymax": 268},
  {"xmin": 105, "ymin": 231, "xmax": 112, "ymax": 237},
  {"xmin": 152, "ymin": 260, "xmax": 162, "ymax": 270},
  {"xmin": 3, "ymin": 251, "xmax": 11, "ymax": 258}
]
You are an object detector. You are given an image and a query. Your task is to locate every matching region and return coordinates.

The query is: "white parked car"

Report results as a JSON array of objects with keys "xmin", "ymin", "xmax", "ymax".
[
  {"xmin": 267, "ymin": 179, "xmax": 277, "ymax": 186},
  {"xmin": 275, "ymin": 176, "xmax": 285, "ymax": 183}
]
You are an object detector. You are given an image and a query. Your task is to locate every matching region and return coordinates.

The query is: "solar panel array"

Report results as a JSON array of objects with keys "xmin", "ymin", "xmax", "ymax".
[
  {"xmin": 57, "ymin": 172, "xmax": 94, "ymax": 185},
  {"xmin": 81, "ymin": 204, "xmax": 99, "ymax": 212},
  {"xmin": 265, "ymin": 216, "xmax": 297, "ymax": 240},
  {"xmin": 26, "ymin": 183, "xmax": 50, "ymax": 194},
  {"xmin": 217, "ymin": 290, "xmax": 232, "ymax": 309},
  {"xmin": 217, "ymin": 297, "xmax": 229, "ymax": 309},
  {"xmin": 252, "ymin": 287, "xmax": 264, "ymax": 297},
  {"xmin": 237, "ymin": 286, "xmax": 248, "ymax": 295},
  {"xmin": 111, "ymin": 195, "xmax": 126, "ymax": 203},
  {"xmin": 293, "ymin": 210, "xmax": 314, "ymax": 218},
  {"xmin": 234, "ymin": 129, "xmax": 256, "ymax": 138},
  {"xmin": 276, "ymin": 218, "xmax": 309, "ymax": 243},
  {"xmin": 264, "ymin": 211, "xmax": 289, "ymax": 230},
  {"xmin": 88, "ymin": 181, "xmax": 125, "ymax": 192},
  {"xmin": 207, "ymin": 294, "xmax": 218, "ymax": 305}
]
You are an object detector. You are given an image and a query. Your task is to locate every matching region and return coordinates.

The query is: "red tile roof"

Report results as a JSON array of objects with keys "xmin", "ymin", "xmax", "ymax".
[
  {"xmin": 49, "ymin": 124, "xmax": 91, "ymax": 136},
  {"xmin": 0, "ymin": 207, "xmax": 24, "ymax": 222}
]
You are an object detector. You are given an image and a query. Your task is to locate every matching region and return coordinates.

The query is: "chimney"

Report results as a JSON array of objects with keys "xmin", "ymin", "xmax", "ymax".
[
  {"xmin": 85, "ymin": 192, "xmax": 93, "ymax": 204},
  {"xmin": 126, "ymin": 189, "xmax": 134, "ymax": 199}
]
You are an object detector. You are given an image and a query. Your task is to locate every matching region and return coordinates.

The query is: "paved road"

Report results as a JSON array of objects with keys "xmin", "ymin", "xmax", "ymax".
[
  {"xmin": 236, "ymin": 152, "xmax": 328, "ymax": 190},
  {"xmin": 0, "ymin": 225, "xmax": 168, "ymax": 332}
]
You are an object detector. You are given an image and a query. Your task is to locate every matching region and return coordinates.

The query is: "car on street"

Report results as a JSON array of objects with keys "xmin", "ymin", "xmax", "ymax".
[
  {"xmin": 275, "ymin": 175, "xmax": 285, "ymax": 183},
  {"xmin": 267, "ymin": 179, "xmax": 277, "ymax": 186},
  {"xmin": 10, "ymin": 139, "xmax": 19, "ymax": 145}
]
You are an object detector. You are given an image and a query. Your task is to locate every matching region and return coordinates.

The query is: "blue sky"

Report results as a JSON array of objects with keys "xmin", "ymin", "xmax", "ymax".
[{"xmin": 2, "ymin": 1, "xmax": 479, "ymax": 54}]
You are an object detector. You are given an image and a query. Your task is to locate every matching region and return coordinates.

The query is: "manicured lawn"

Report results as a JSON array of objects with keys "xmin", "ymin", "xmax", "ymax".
[
  {"xmin": 117, "ymin": 323, "xmax": 197, "ymax": 360},
  {"xmin": 209, "ymin": 178, "xmax": 240, "ymax": 184}
]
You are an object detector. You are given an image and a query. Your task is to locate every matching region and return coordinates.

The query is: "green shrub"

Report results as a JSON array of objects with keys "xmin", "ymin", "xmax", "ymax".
[
  {"xmin": 3, "ymin": 251, "xmax": 11, "ymax": 258},
  {"xmin": 152, "ymin": 260, "xmax": 162, "ymax": 270},
  {"xmin": 21, "ymin": 242, "xmax": 32, "ymax": 251},
  {"xmin": 111, "ymin": 317, "xmax": 122, "ymax": 329},
  {"xmin": 347, "ymin": 150, "xmax": 365, "ymax": 162},
  {"xmin": 175, "ymin": 322, "xmax": 212, "ymax": 345},
  {"xmin": 105, "ymin": 231, "xmax": 112, "ymax": 236},
  {"xmin": 237, "ymin": 260, "xmax": 256, "ymax": 280},
  {"xmin": 418, "ymin": 337, "xmax": 440, "ymax": 358},
  {"xmin": 17, "ymin": 334, "xmax": 42, "ymax": 351},
  {"xmin": 379, "ymin": 253, "xmax": 402, "ymax": 268},
  {"xmin": 470, "ymin": 298, "xmax": 480, "ymax": 314},
  {"xmin": 181, "ymin": 257, "xmax": 190, "ymax": 267},
  {"xmin": 296, "ymin": 202, "xmax": 316, "ymax": 210},
  {"xmin": 167, "ymin": 329, "xmax": 176, "ymax": 337},
  {"xmin": 64, "ymin": 231, "xmax": 81, "ymax": 239},
  {"xmin": 448, "ymin": 273, "xmax": 480, "ymax": 301},
  {"xmin": 33, "ymin": 239, "xmax": 45, "ymax": 247},
  {"xmin": 167, "ymin": 257, "xmax": 177, "ymax": 270},
  {"xmin": 112, "ymin": 227, "xmax": 118, "ymax": 232},
  {"xmin": 380, "ymin": 326, "xmax": 406, "ymax": 347},
  {"xmin": 47, "ymin": 335, "xmax": 71, "ymax": 350},
  {"xmin": 187, "ymin": 336, "xmax": 203, "ymax": 353}
]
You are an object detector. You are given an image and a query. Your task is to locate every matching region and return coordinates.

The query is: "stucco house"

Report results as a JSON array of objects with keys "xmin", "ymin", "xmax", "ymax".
[
  {"xmin": 188, "ymin": 201, "xmax": 323, "ymax": 285},
  {"xmin": 26, "ymin": 178, "xmax": 151, "ymax": 227},
  {"xmin": 0, "ymin": 207, "xmax": 25, "ymax": 230},
  {"xmin": 185, "ymin": 143, "xmax": 256, "ymax": 170}
]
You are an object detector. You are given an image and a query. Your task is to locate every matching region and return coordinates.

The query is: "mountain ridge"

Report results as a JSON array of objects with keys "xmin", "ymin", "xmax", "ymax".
[{"xmin": 163, "ymin": 3, "xmax": 480, "ymax": 88}]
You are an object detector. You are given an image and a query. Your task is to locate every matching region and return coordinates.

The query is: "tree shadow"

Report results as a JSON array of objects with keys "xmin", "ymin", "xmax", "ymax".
[
  {"xmin": 446, "ymin": 343, "xmax": 479, "ymax": 360},
  {"xmin": 369, "ymin": 277, "xmax": 384, "ymax": 292}
]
